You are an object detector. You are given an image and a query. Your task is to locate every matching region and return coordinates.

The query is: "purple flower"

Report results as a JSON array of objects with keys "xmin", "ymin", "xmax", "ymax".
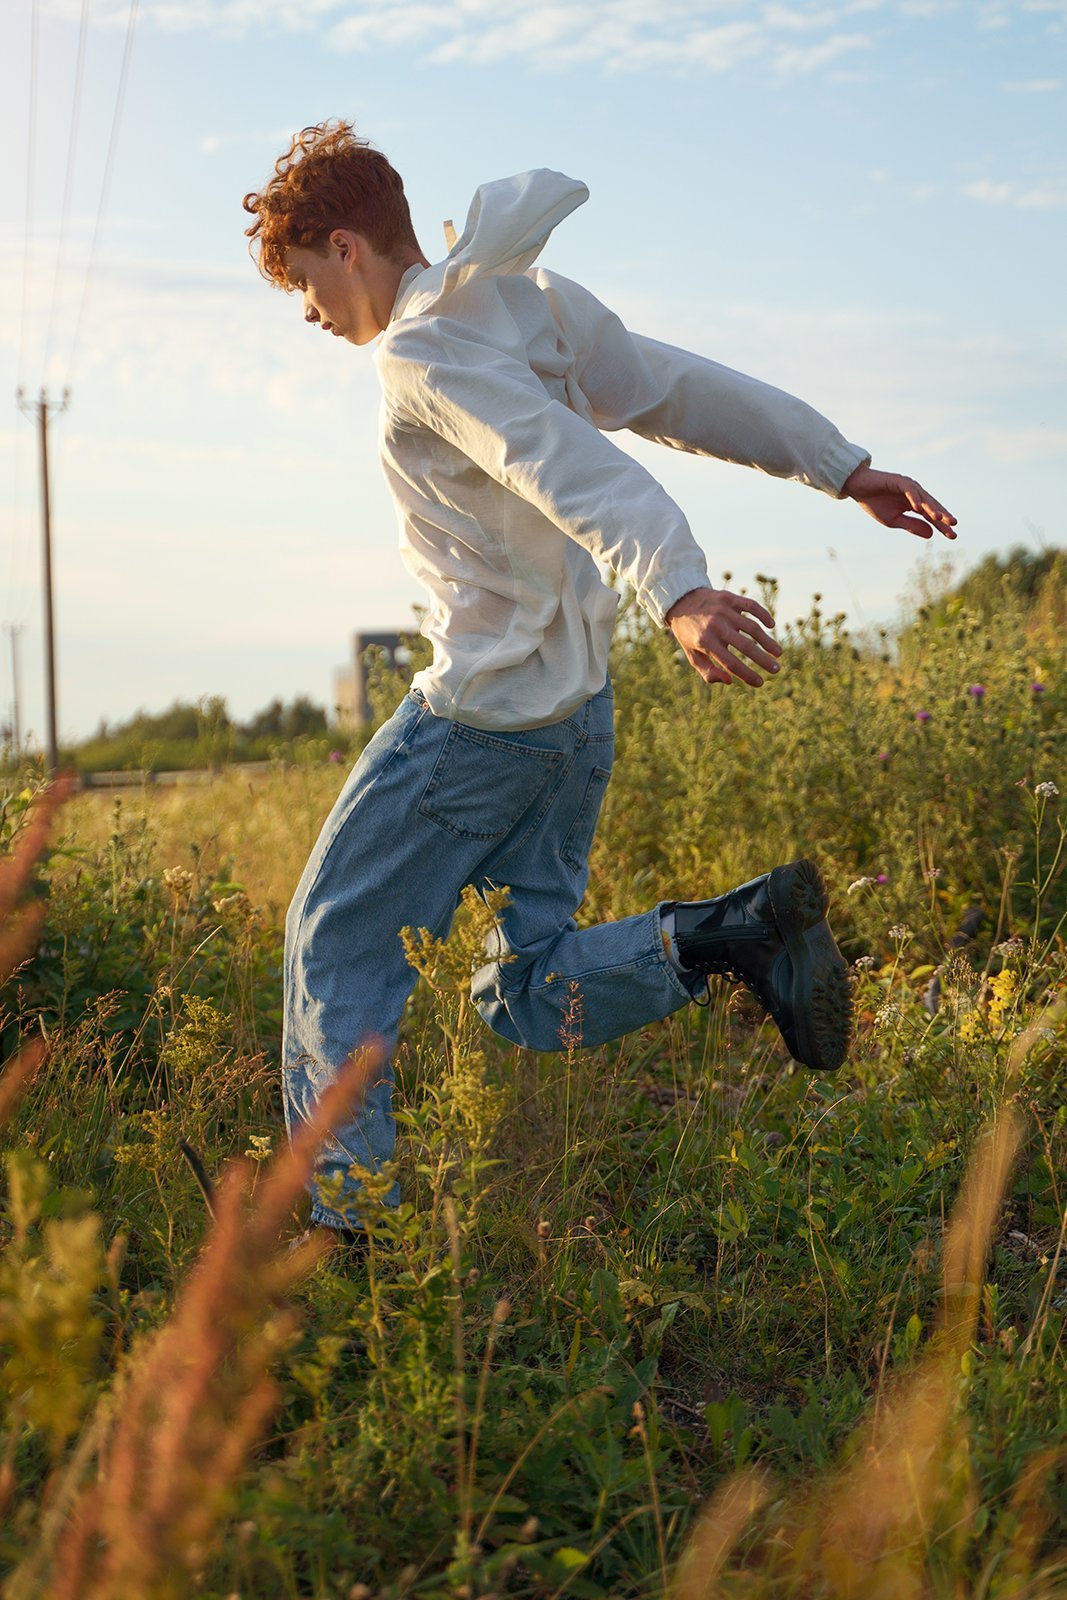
[
  {"xmin": 329, "ymin": 750, "xmax": 343, "ymax": 763},
  {"xmin": 915, "ymin": 710, "xmax": 932, "ymax": 723},
  {"xmin": 875, "ymin": 873, "xmax": 888, "ymax": 884},
  {"xmin": 1032, "ymin": 682, "xmax": 1046, "ymax": 695},
  {"xmin": 967, "ymin": 684, "xmax": 986, "ymax": 699},
  {"xmin": 878, "ymin": 750, "xmax": 890, "ymax": 762}
]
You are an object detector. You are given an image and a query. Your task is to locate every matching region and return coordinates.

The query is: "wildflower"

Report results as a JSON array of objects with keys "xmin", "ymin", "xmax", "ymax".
[
  {"xmin": 847, "ymin": 876, "xmax": 875, "ymax": 896},
  {"xmin": 888, "ymin": 923, "xmax": 912, "ymax": 943},
  {"xmin": 875, "ymin": 873, "xmax": 888, "ymax": 884},
  {"xmin": 162, "ymin": 866, "xmax": 194, "ymax": 898},
  {"xmin": 1032, "ymin": 681, "xmax": 1046, "ymax": 695},
  {"xmin": 329, "ymin": 750, "xmax": 343, "ymax": 763},
  {"xmin": 876, "ymin": 1003, "xmax": 902, "ymax": 1027},
  {"xmin": 915, "ymin": 709, "xmax": 931, "ymax": 722},
  {"xmin": 212, "ymin": 891, "xmax": 249, "ymax": 915},
  {"xmin": 854, "ymin": 954, "xmax": 877, "ymax": 970},
  {"xmin": 923, "ymin": 866, "xmax": 943, "ymax": 881},
  {"xmin": 1035, "ymin": 781, "xmax": 1059, "ymax": 800},
  {"xmin": 967, "ymin": 683, "xmax": 986, "ymax": 699},
  {"xmin": 994, "ymin": 938, "xmax": 1025, "ymax": 960},
  {"xmin": 877, "ymin": 750, "xmax": 890, "ymax": 763}
]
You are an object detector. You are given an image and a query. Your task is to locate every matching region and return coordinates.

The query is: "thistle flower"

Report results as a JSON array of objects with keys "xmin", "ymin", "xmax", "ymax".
[
  {"xmin": 1031, "ymin": 681, "xmax": 1046, "ymax": 695},
  {"xmin": 915, "ymin": 710, "xmax": 931, "ymax": 723},
  {"xmin": 163, "ymin": 865, "xmax": 195, "ymax": 898},
  {"xmin": 877, "ymin": 751, "xmax": 890, "ymax": 763},
  {"xmin": 329, "ymin": 750, "xmax": 343, "ymax": 763},
  {"xmin": 967, "ymin": 684, "xmax": 986, "ymax": 699}
]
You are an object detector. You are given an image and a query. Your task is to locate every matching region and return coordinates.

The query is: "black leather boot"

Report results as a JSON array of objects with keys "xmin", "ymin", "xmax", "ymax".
[{"xmin": 667, "ymin": 858, "xmax": 852, "ymax": 1073}]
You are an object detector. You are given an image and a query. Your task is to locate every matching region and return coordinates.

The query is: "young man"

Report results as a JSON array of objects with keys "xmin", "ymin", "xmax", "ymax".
[{"xmin": 243, "ymin": 122, "xmax": 957, "ymax": 1244}]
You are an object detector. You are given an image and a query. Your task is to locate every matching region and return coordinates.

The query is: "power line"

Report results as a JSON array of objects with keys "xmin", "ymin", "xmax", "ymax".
[
  {"xmin": 65, "ymin": 0, "xmax": 140, "ymax": 390},
  {"xmin": 43, "ymin": 0, "xmax": 92, "ymax": 381},
  {"xmin": 9, "ymin": 0, "xmax": 41, "ymax": 656},
  {"xmin": 16, "ymin": 0, "xmax": 40, "ymax": 393}
]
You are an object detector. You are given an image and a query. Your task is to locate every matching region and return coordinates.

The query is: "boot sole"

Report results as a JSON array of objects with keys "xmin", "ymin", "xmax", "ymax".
[{"xmin": 767, "ymin": 859, "xmax": 852, "ymax": 1072}]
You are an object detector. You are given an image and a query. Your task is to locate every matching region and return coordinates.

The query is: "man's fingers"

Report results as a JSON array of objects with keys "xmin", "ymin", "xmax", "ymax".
[
  {"xmin": 721, "ymin": 628, "xmax": 780, "ymax": 674},
  {"xmin": 907, "ymin": 485, "xmax": 957, "ymax": 534},
  {"xmin": 893, "ymin": 514, "xmax": 935, "ymax": 540},
  {"xmin": 734, "ymin": 617, "xmax": 783, "ymax": 658},
  {"xmin": 697, "ymin": 646, "xmax": 765, "ymax": 687},
  {"xmin": 730, "ymin": 595, "xmax": 776, "ymax": 630}
]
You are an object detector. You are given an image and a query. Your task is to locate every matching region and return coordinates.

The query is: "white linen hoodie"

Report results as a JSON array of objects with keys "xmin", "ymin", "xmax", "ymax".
[{"xmin": 374, "ymin": 169, "xmax": 869, "ymax": 730}]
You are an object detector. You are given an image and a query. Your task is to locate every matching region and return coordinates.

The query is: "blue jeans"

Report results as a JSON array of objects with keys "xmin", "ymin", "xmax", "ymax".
[{"xmin": 282, "ymin": 681, "xmax": 694, "ymax": 1229}]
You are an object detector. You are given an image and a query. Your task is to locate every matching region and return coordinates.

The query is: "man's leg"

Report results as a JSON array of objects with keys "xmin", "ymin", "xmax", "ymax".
[
  {"xmin": 470, "ymin": 682, "xmax": 850, "ymax": 1071},
  {"xmin": 283, "ymin": 688, "xmax": 597, "ymax": 1228},
  {"xmin": 467, "ymin": 682, "xmax": 694, "ymax": 1051},
  {"xmin": 284, "ymin": 692, "xmax": 489, "ymax": 1229}
]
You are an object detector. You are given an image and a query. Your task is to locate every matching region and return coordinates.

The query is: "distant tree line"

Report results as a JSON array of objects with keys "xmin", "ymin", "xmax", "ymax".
[{"xmin": 53, "ymin": 694, "xmax": 341, "ymax": 774}]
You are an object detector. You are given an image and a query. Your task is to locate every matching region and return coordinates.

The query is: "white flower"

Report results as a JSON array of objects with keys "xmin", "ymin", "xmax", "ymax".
[
  {"xmin": 876, "ymin": 1003, "xmax": 902, "ymax": 1027},
  {"xmin": 1035, "ymin": 781, "xmax": 1059, "ymax": 800},
  {"xmin": 888, "ymin": 924, "xmax": 913, "ymax": 943},
  {"xmin": 847, "ymin": 877, "xmax": 875, "ymax": 896},
  {"xmin": 854, "ymin": 954, "xmax": 878, "ymax": 970}
]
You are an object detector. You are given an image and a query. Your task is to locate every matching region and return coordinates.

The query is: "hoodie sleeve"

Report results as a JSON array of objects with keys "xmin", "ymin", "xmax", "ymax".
[
  {"xmin": 379, "ymin": 318, "xmax": 710, "ymax": 627},
  {"xmin": 534, "ymin": 273, "xmax": 870, "ymax": 497}
]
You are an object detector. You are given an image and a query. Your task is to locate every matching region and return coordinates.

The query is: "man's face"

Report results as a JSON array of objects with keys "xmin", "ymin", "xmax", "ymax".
[{"xmin": 284, "ymin": 234, "xmax": 380, "ymax": 346}]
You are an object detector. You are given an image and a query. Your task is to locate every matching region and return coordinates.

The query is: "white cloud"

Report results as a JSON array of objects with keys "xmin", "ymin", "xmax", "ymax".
[
  {"xmin": 980, "ymin": 425, "xmax": 1067, "ymax": 464},
  {"xmin": 1002, "ymin": 77, "xmax": 1062, "ymax": 90},
  {"xmin": 28, "ymin": 0, "xmax": 1067, "ymax": 79},
  {"xmin": 964, "ymin": 178, "xmax": 1067, "ymax": 208}
]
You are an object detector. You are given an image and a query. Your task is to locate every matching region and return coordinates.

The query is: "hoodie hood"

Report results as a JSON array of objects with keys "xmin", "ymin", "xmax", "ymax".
[{"xmin": 392, "ymin": 169, "xmax": 588, "ymax": 323}]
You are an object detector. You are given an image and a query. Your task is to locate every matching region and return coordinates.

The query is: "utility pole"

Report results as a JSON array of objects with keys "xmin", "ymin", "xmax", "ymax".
[
  {"xmin": 2, "ymin": 623, "xmax": 23, "ymax": 754},
  {"xmin": 16, "ymin": 387, "xmax": 69, "ymax": 772}
]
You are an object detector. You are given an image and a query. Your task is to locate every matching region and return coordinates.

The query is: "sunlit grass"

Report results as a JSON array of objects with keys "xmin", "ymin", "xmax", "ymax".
[{"xmin": 0, "ymin": 561, "xmax": 1064, "ymax": 1597}]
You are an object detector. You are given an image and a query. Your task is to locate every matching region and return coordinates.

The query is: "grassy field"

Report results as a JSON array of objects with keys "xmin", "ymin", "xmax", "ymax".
[{"xmin": 0, "ymin": 558, "xmax": 1065, "ymax": 1598}]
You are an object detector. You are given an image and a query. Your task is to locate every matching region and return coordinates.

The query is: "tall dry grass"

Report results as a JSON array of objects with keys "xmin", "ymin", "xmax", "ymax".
[{"xmin": 1, "ymin": 783, "xmax": 381, "ymax": 1599}]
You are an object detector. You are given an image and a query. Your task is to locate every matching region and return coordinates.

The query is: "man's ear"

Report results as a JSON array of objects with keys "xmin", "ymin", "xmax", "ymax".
[{"xmin": 328, "ymin": 228, "xmax": 361, "ymax": 267}]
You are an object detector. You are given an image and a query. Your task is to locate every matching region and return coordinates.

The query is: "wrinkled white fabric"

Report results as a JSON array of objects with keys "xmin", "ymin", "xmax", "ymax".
[{"xmin": 374, "ymin": 169, "xmax": 869, "ymax": 731}]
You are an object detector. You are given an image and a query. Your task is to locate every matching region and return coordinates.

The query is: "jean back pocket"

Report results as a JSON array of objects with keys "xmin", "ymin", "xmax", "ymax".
[{"xmin": 418, "ymin": 724, "xmax": 563, "ymax": 841}]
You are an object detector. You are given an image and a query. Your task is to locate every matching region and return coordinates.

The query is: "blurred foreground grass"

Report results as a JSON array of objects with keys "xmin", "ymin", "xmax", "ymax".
[{"xmin": 0, "ymin": 557, "xmax": 1065, "ymax": 1598}]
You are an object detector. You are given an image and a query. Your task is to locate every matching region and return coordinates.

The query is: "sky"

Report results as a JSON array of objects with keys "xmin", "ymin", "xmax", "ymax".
[{"xmin": 1, "ymin": 0, "xmax": 1065, "ymax": 744}]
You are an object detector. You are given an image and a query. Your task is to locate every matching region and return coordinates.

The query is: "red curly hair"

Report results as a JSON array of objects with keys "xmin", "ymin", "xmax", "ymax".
[{"xmin": 243, "ymin": 120, "xmax": 419, "ymax": 287}]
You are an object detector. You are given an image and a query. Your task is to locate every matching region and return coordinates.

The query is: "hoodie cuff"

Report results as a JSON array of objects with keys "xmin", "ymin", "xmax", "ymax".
[
  {"xmin": 641, "ymin": 567, "xmax": 712, "ymax": 630},
  {"xmin": 819, "ymin": 436, "xmax": 871, "ymax": 498}
]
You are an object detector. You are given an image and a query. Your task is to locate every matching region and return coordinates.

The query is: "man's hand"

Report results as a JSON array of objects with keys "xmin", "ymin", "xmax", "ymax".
[
  {"xmin": 666, "ymin": 586, "xmax": 782, "ymax": 687},
  {"xmin": 842, "ymin": 464, "xmax": 957, "ymax": 540}
]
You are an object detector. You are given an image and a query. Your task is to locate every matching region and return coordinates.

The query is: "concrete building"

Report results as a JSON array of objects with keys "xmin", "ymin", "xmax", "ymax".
[{"xmin": 334, "ymin": 630, "xmax": 412, "ymax": 727}]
